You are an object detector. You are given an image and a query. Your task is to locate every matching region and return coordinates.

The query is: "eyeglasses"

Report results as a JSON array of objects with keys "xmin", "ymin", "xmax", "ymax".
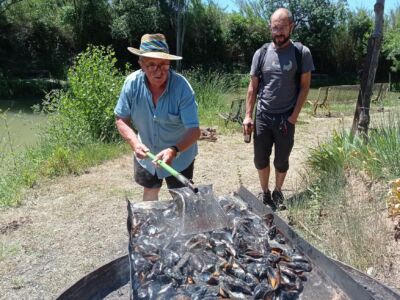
[
  {"xmin": 145, "ymin": 63, "xmax": 170, "ymax": 72},
  {"xmin": 270, "ymin": 25, "xmax": 290, "ymax": 33}
]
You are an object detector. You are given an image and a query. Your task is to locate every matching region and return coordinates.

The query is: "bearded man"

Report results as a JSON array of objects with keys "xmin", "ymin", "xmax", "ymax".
[{"xmin": 243, "ymin": 8, "xmax": 315, "ymax": 210}]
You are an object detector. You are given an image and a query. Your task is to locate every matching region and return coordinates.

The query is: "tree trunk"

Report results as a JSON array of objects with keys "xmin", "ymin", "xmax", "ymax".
[
  {"xmin": 351, "ymin": 0, "xmax": 385, "ymax": 139},
  {"xmin": 173, "ymin": 0, "xmax": 189, "ymax": 73},
  {"xmin": 176, "ymin": 12, "xmax": 183, "ymax": 72}
]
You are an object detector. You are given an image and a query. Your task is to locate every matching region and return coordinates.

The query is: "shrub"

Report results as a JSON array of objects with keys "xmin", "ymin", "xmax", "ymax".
[{"xmin": 57, "ymin": 45, "xmax": 126, "ymax": 142}]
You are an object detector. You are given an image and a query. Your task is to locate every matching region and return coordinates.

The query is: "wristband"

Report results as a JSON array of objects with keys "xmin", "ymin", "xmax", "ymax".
[{"xmin": 169, "ymin": 145, "xmax": 180, "ymax": 157}]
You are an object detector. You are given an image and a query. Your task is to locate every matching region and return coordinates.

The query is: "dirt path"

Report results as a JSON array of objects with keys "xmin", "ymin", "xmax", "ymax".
[{"xmin": 0, "ymin": 114, "xmax": 369, "ymax": 299}]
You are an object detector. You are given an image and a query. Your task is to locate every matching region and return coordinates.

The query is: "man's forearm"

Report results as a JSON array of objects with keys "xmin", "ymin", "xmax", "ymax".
[
  {"xmin": 115, "ymin": 118, "xmax": 139, "ymax": 151},
  {"xmin": 245, "ymin": 77, "xmax": 259, "ymax": 119},
  {"xmin": 175, "ymin": 127, "xmax": 201, "ymax": 152},
  {"xmin": 290, "ymin": 72, "xmax": 311, "ymax": 122},
  {"xmin": 292, "ymin": 87, "xmax": 309, "ymax": 119}
]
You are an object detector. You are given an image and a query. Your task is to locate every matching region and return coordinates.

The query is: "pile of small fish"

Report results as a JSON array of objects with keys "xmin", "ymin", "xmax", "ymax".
[{"xmin": 128, "ymin": 196, "xmax": 312, "ymax": 299}]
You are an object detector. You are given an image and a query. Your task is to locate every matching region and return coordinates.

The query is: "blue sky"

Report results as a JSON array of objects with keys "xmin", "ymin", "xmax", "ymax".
[{"xmin": 214, "ymin": 0, "xmax": 399, "ymax": 13}]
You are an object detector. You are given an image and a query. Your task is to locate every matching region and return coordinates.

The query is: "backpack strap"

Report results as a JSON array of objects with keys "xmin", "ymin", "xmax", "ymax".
[
  {"xmin": 256, "ymin": 42, "xmax": 270, "ymax": 80},
  {"xmin": 257, "ymin": 42, "xmax": 303, "ymax": 98},
  {"xmin": 293, "ymin": 41, "xmax": 303, "ymax": 91}
]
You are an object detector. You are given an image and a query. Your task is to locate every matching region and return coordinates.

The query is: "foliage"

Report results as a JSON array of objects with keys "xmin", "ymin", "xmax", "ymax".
[
  {"xmin": 53, "ymin": 45, "xmax": 126, "ymax": 142},
  {"xmin": 0, "ymin": 46, "xmax": 131, "ymax": 206},
  {"xmin": 184, "ymin": 67, "xmax": 236, "ymax": 124},
  {"xmin": 183, "ymin": 0, "xmax": 226, "ymax": 68},
  {"xmin": 307, "ymin": 130, "xmax": 352, "ymax": 176},
  {"xmin": 110, "ymin": 0, "xmax": 166, "ymax": 45},
  {"xmin": 0, "ymin": 0, "xmax": 398, "ymax": 78},
  {"xmin": 62, "ymin": 0, "xmax": 112, "ymax": 50},
  {"xmin": 383, "ymin": 8, "xmax": 400, "ymax": 72},
  {"xmin": 224, "ymin": 12, "xmax": 269, "ymax": 71},
  {"xmin": 0, "ymin": 0, "xmax": 74, "ymax": 77},
  {"xmin": 289, "ymin": 118, "xmax": 400, "ymax": 271},
  {"xmin": 308, "ymin": 116, "xmax": 400, "ymax": 181}
]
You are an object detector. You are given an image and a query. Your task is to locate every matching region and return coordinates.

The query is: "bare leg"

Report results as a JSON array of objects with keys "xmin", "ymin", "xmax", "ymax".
[
  {"xmin": 275, "ymin": 169, "xmax": 287, "ymax": 191},
  {"xmin": 257, "ymin": 166, "xmax": 271, "ymax": 192},
  {"xmin": 143, "ymin": 187, "xmax": 160, "ymax": 201}
]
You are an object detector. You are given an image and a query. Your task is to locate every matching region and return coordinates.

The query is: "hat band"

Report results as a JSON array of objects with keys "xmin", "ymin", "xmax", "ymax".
[{"xmin": 140, "ymin": 40, "xmax": 169, "ymax": 53}]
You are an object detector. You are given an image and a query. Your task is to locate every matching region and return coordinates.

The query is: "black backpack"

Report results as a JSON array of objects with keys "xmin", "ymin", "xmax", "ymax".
[{"xmin": 256, "ymin": 42, "xmax": 303, "ymax": 92}]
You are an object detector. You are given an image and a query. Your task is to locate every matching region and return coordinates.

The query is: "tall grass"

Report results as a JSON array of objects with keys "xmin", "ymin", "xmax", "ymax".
[
  {"xmin": 185, "ymin": 68, "xmax": 237, "ymax": 127},
  {"xmin": 289, "ymin": 116, "xmax": 399, "ymax": 271}
]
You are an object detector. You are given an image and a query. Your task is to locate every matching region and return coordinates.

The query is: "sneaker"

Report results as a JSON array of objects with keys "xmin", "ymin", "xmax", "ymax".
[
  {"xmin": 259, "ymin": 190, "xmax": 277, "ymax": 211},
  {"xmin": 272, "ymin": 190, "xmax": 286, "ymax": 211}
]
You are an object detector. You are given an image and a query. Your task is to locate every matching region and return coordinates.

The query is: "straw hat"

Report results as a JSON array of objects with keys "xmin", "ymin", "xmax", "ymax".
[{"xmin": 127, "ymin": 33, "xmax": 182, "ymax": 60}]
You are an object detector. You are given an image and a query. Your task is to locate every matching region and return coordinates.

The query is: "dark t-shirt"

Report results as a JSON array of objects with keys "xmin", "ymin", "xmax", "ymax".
[{"xmin": 250, "ymin": 41, "xmax": 315, "ymax": 114}]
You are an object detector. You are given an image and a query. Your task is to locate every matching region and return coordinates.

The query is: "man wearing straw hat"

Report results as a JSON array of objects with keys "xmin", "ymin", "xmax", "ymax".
[{"xmin": 114, "ymin": 33, "xmax": 201, "ymax": 201}]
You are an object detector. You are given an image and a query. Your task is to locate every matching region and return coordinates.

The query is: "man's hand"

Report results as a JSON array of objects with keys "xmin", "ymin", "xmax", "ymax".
[
  {"xmin": 153, "ymin": 148, "xmax": 176, "ymax": 166},
  {"xmin": 287, "ymin": 114, "xmax": 297, "ymax": 125},
  {"xmin": 133, "ymin": 143, "xmax": 149, "ymax": 159},
  {"xmin": 243, "ymin": 117, "xmax": 254, "ymax": 134}
]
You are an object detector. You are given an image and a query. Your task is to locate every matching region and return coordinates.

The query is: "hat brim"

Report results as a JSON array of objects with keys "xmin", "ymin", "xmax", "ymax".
[{"xmin": 127, "ymin": 47, "xmax": 182, "ymax": 60}]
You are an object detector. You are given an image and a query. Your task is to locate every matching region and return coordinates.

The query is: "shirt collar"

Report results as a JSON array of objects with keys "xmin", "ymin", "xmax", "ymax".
[{"xmin": 140, "ymin": 70, "xmax": 172, "ymax": 94}]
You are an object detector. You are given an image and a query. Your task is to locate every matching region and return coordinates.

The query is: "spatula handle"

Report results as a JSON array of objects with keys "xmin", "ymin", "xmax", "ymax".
[{"xmin": 146, "ymin": 152, "xmax": 198, "ymax": 193}]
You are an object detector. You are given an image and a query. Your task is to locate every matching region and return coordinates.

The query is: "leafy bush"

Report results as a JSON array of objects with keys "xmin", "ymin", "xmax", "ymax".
[
  {"xmin": 57, "ymin": 45, "xmax": 126, "ymax": 142},
  {"xmin": 0, "ymin": 46, "xmax": 129, "ymax": 206}
]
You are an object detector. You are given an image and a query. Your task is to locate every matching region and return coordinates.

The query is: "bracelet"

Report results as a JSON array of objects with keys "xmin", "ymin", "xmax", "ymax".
[{"xmin": 169, "ymin": 145, "xmax": 180, "ymax": 157}]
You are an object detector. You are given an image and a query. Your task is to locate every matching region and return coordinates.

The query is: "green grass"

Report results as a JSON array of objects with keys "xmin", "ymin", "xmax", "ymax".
[
  {"xmin": 0, "ymin": 126, "xmax": 128, "ymax": 207},
  {"xmin": 306, "ymin": 88, "xmax": 399, "ymax": 117},
  {"xmin": 185, "ymin": 68, "xmax": 244, "ymax": 133},
  {"xmin": 288, "ymin": 115, "xmax": 399, "ymax": 271}
]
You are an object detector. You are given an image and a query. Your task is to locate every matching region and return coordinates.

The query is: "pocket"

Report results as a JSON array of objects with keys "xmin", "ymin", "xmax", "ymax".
[
  {"xmin": 167, "ymin": 113, "xmax": 180, "ymax": 122},
  {"xmin": 158, "ymin": 113, "xmax": 181, "ymax": 126}
]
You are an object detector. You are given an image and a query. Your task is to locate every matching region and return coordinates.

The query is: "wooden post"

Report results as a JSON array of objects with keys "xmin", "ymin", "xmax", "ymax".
[{"xmin": 351, "ymin": 0, "xmax": 385, "ymax": 138}]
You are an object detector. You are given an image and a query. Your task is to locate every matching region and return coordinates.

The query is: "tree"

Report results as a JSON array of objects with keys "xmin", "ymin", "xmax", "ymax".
[
  {"xmin": 225, "ymin": 12, "xmax": 269, "ymax": 70},
  {"xmin": 236, "ymin": 0, "xmax": 347, "ymax": 74},
  {"xmin": 183, "ymin": 0, "xmax": 226, "ymax": 68},
  {"xmin": 382, "ymin": 7, "xmax": 400, "ymax": 72},
  {"xmin": 0, "ymin": 0, "xmax": 74, "ymax": 76},
  {"xmin": 348, "ymin": 9, "xmax": 374, "ymax": 67},
  {"xmin": 352, "ymin": 0, "xmax": 385, "ymax": 137},
  {"xmin": 110, "ymin": 0, "xmax": 169, "ymax": 68},
  {"xmin": 62, "ymin": 0, "xmax": 112, "ymax": 50},
  {"xmin": 161, "ymin": 0, "xmax": 190, "ymax": 71}
]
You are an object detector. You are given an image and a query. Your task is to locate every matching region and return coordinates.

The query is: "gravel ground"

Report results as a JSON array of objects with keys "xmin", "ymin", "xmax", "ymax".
[{"xmin": 1, "ymin": 113, "xmax": 399, "ymax": 299}]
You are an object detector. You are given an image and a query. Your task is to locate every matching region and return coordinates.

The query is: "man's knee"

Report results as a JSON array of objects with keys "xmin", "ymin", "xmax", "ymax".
[
  {"xmin": 274, "ymin": 159, "xmax": 289, "ymax": 173},
  {"xmin": 254, "ymin": 158, "xmax": 270, "ymax": 170}
]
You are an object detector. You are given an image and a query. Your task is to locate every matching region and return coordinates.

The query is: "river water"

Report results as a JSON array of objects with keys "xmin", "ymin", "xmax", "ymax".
[{"xmin": 0, "ymin": 97, "xmax": 47, "ymax": 153}]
